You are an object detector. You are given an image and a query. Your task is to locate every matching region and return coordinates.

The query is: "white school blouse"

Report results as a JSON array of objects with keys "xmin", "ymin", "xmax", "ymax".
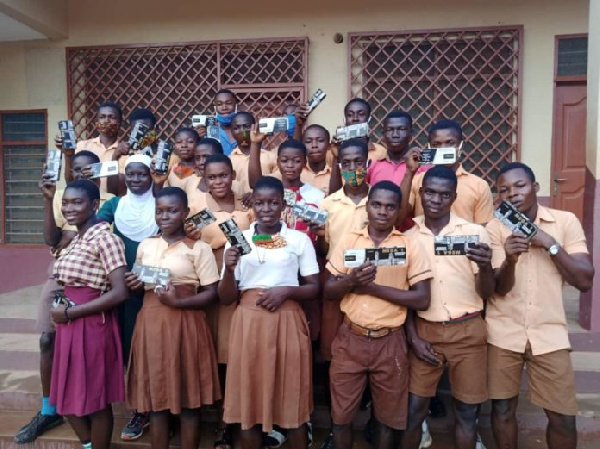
[{"xmin": 223, "ymin": 222, "xmax": 319, "ymax": 290}]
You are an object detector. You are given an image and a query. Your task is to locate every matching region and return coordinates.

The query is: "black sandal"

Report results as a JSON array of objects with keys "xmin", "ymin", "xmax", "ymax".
[{"xmin": 214, "ymin": 425, "xmax": 233, "ymax": 449}]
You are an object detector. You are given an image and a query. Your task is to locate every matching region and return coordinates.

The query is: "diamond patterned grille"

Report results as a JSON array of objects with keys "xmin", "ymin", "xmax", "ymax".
[
  {"xmin": 66, "ymin": 38, "xmax": 308, "ymax": 143},
  {"xmin": 349, "ymin": 27, "xmax": 522, "ymax": 183}
]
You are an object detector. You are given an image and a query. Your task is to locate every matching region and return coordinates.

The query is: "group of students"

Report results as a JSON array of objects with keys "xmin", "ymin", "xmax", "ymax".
[{"xmin": 12, "ymin": 88, "xmax": 594, "ymax": 449}]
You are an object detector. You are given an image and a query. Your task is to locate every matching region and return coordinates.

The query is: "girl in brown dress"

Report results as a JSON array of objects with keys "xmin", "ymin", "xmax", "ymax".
[
  {"xmin": 218, "ymin": 176, "xmax": 320, "ymax": 449},
  {"xmin": 125, "ymin": 187, "xmax": 221, "ymax": 449}
]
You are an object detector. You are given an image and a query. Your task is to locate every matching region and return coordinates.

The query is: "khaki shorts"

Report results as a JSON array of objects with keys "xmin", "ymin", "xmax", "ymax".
[
  {"xmin": 409, "ymin": 315, "xmax": 487, "ymax": 404},
  {"xmin": 330, "ymin": 322, "xmax": 409, "ymax": 430},
  {"xmin": 487, "ymin": 343, "xmax": 577, "ymax": 416},
  {"xmin": 36, "ymin": 260, "xmax": 60, "ymax": 334}
]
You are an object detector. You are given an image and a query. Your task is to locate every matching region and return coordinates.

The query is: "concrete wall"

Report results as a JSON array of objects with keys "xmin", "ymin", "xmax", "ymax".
[{"xmin": 0, "ymin": 0, "xmax": 590, "ymax": 196}]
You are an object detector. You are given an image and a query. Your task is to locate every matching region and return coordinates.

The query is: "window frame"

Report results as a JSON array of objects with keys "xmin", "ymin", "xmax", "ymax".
[
  {"xmin": 0, "ymin": 109, "xmax": 48, "ymax": 248},
  {"xmin": 554, "ymin": 33, "xmax": 588, "ymax": 83}
]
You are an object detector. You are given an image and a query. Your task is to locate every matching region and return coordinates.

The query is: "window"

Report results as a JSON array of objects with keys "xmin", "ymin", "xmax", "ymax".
[
  {"xmin": 556, "ymin": 35, "xmax": 588, "ymax": 78},
  {"xmin": 1, "ymin": 111, "xmax": 47, "ymax": 244},
  {"xmin": 349, "ymin": 27, "xmax": 522, "ymax": 184},
  {"xmin": 66, "ymin": 38, "xmax": 308, "ymax": 148}
]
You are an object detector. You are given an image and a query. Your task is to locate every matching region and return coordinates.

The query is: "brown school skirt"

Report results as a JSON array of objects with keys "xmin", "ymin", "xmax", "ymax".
[
  {"xmin": 126, "ymin": 285, "xmax": 221, "ymax": 414},
  {"xmin": 223, "ymin": 289, "xmax": 313, "ymax": 431}
]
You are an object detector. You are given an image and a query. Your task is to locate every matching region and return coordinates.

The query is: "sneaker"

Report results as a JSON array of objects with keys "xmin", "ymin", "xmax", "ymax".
[
  {"xmin": 318, "ymin": 431, "xmax": 333, "ymax": 449},
  {"xmin": 14, "ymin": 412, "xmax": 64, "ymax": 444},
  {"xmin": 121, "ymin": 412, "xmax": 150, "ymax": 441},
  {"xmin": 263, "ymin": 426, "xmax": 288, "ymax": 448},
  {"xmin": 419, "ymin": 421, "xmax": 433, "ymax": 449},
  {"xmin": 307, "ymin": 421, "xmax": 313, "ymax": 447},
  {"xmin": 475, "ymin": 433, "xmax": 486, "ymax": 449}
]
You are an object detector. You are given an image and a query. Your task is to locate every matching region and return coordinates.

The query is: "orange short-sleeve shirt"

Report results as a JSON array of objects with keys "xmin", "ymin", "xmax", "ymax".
[
  {"xmin": 326, "ymin": 226, "xmax": 433, "ymax": 329},
  {"xmin": 75, "ymin": 137, "xmax": 119, "ymax": 193},
  {"xmin": 485, "ymin": 205, "xmax": 590, "ymax": 355},
  {"xmin": 230, "ymin": 147, "xmax": 277, "ymax": 192},
  {"xmin": 136, "ymin": 236, "xmax": 219, "ymax": 290},
  {"xmin": 321, "ymin": 188, "xmax": 368, "ymax": 259},
  {"xmin": 406, "ymin": 214, "xmax": 494, "ymax": 322},
  {"xmin": 410, "ymin": 164, "xmax": 494, "ymax": 225}
]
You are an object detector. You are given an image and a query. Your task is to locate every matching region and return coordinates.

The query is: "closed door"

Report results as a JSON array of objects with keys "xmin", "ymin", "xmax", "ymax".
[{"xmin": 550, "ymin": 82, "xmax": 586, "ymax": 221}]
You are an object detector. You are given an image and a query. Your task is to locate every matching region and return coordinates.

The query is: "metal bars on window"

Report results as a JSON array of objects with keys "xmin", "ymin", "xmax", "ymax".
[
  {"xmin": 66, "ymin": 38, "xmax": 308, "ymax": 142},
  {"xmin": 349, "ymin": 26, "xmax": 522, "ymax": 183}
]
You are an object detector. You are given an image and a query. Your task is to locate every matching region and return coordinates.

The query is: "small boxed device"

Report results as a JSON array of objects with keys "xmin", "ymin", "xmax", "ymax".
[
  {"xmin": 45, "ymin": 149, "xmax": 62, "ymax": 182},
  {"xmin": 305, "ymin": 89, "xmax": 326, "ymax": 115},
  {"xmin": 192, "ymin": 115, "xmax": 216, "ymax": 127},
  {"xmin": 343, "ymin": 247, "xmax": 407, "ymax": 268},
  {"xmin": 185, "ymin": 208, "xmax": 217, "ymax": 231},
  {"xmin": 219, "ymin": 218, "xmax": 252, "ymax": 255},
  {"xmin": 58, "ymin": 120, "xmax": 77, "ymax": 151},
  {"xmin": 89, "ymin": 161, "xmax": 119, "ymax": 179},
  {"xmin": 258, "ymin": 117, "xmax": 290, "ymax": 135},
  {"xmin": 419, "ymin": 147, "xmax": 457, "ymax": 165},
  {"xmin": 132, "ymin": 263, "xmax": 170, "ymax": 288},
  {"xmin": 155, "ymin": 141, "xmax": 173, "ymax": 175},
  {"xmin": 433, "ymin": 235, "xmax": 480, "ymax": 256},
  {"xmin": 128, "ymin": 122, "xmax": 151, "ymax": 151},
  {"xmin": 494, "ymin": 200, "xmax": 538, "ymax": 240},
  {"xmin": 291, "ymin": 201, "xmax": 328, "ymax": 226},
  {"xmin": 335, "ymin": 123, "xmax": 369, "ymax": 141}
]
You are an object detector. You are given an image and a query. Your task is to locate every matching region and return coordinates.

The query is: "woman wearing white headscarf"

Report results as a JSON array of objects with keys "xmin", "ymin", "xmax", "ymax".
[{"xmin": 97, "ymin": 154, "xmax": 158, "ymax": 441}]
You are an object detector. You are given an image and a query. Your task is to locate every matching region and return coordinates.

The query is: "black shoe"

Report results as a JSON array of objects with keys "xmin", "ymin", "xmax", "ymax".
[
  {"xmin": 263, "ymin": 426, "xmax": 288, "ymax": 448},
  {"xmin": 14, "ymin": 412, "xmax": 64, "ymax": 444},
  {"xmin": 318, "ymin": 432, "xmax": 333, "ymax": 449},
  {"xmin": 429, "ymin": 395, "xmax": 447, "ymax": 418}
]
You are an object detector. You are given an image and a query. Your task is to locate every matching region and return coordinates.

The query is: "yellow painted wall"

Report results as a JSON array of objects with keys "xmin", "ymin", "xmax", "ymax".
[{"xmin": 0, "ymin": 0, "xmax": 589, "ymax": 195}]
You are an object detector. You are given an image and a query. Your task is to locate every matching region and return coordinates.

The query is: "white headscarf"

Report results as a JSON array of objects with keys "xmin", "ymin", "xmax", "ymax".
[{"xmin": 114, "ymin": 155, "xmax": 159, "ymax": 242}]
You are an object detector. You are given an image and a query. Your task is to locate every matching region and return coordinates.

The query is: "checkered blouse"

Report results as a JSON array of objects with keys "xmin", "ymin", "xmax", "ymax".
[{"xmin": 54, "ymin": 222, "xmax": 126, "ymax": 291}]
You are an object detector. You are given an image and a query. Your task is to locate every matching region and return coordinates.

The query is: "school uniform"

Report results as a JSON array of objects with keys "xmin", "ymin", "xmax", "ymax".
[
  {"xmin": 188, "ymin": 190, "xmax": 253, "ymax": 364},
  {"xmin": 75, "ymin": 137, "xmax": 119, "ymax": 193},
  {"xmin": 405, "ymin": 214, "xmax": 493, "ymax": 404},
  {"xmin": 486, "ymin": 205, "xmax": 589, "ymax": 416},
  {"xmin": 223, "ymin": 223, "xmax": 319, "ymax": 431},
  {"xmin": 319, "ymin": 188, "xmax": 368, "ymax": 360},
  {"xmin": 230, "ymin": 147, "xmax": 278, "ymax": 192},
  {"xmin": 326, "ymin": 227, "xmax": 432, "ymax": 430},
  {"xmin": 126, "ymin": 236, "xmax": 221, "ymax": 414},
  {"xmin": 410, "ymin": 164, "xmax": 494, "ymax": 225}
]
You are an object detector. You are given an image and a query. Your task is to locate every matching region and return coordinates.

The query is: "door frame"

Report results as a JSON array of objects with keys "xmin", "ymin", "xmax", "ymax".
[{"xmin": 550, "ymin": 33, "xmax": 587, "ymax": 212}]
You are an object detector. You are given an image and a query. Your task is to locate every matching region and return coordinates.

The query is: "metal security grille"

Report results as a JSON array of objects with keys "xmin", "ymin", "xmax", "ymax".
[
  {"xmin": 66, "ymin": 38, "xmax": 308, "ymax": 145},
  {"xmin": 349, "ymin": 26, "xmax": 522, "ymax": 183}
]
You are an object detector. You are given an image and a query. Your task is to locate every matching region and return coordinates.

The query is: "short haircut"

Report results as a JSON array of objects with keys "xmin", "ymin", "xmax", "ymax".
[
  {"xmin": 155, "ymin": 186, "xmax": 188, "ymax": 209},
  {"xmin": 278, "ymin": 139, "xmax": 307, "ymax": 157},
  {"xmin": 72, "ymin": 150, "xmax": 100, "ymax": 165},
  {"xmin": 304, "ymin": 124, "xmax": 330, "ymax": 141},
  {"xmin": 215, "ymin": 88, "xmax": 237, "ymax": 102},
  {"xmin": 344, "ymin": 98, "xmax": 372, "ymax": 117},
  {"xmin": 368, "ymin": 180, "xmax": 403, "ymax": 205},
  {"xmin": 428, "ymin": 119, "xmax": 462, "ymax": 141},
  {"xmin": 205, "ymin": 154, "xmax": 233, "ymax": 172},
  {"xmin": 97, "ymin": 101, "xmax": 122, "ymax": 121},
  {"xmin": 497, "ymin": 162, "xmax": 536, "ymax": 183},
  {"xmin": 339, "ymin": 138, "xmax": 368, "ymax": 159},
  {"xmin": 175, "ymin": 127, "xmax": 200, "ymax": 143},
  {"xmin": 423, "ymin": 166, "xmax": 458, "ymax": 190},
  {"xmin": 254, "ymin": 176, "xmax": 284, "ymax": 198},
  {"xmin": 232, "ymin": 111, "xmax": 255, "ymax": 125},
  {"xmin": 384, "ymin": 110, "xmax": 413, "ymax": 128},
  {"xmin": 130, "ymin": 108, "xmax": 157, "ymax": 127},
  {"xmin": 66, "ymin": 179, "xmax": 100, "ymax": 202},
  {"xmin": 197, "ymin": 137, "xmax": 224, "ymax": 154}
]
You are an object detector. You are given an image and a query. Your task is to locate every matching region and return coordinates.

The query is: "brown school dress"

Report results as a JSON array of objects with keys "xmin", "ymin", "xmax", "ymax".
[
  {"xmin": 126, "ymin": 236, "xmax": 221, "ymax": 413},
  {"xmin": 223, "ymin": 224, "xmax": 318, "ymax": 431}
]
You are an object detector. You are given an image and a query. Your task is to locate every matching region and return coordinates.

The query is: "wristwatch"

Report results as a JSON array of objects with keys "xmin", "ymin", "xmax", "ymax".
[{"xmin": 548, "ymin": 242, "xmax": 561, "ymax": 256}]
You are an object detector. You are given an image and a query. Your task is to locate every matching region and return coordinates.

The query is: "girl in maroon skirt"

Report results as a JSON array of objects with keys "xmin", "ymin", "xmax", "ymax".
[
  {"xmin": 51, "ymin": 180, "xmax": 128, "ymax": 449},
  {"xmin": 218, "ymin": 176, "xmax": 320, "ymax": 449}
]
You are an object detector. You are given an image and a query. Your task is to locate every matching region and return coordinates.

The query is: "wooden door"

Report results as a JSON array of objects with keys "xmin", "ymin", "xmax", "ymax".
[{"xmin": 550, "ymin": 82, "xmax": 587, "ymax": 221}]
